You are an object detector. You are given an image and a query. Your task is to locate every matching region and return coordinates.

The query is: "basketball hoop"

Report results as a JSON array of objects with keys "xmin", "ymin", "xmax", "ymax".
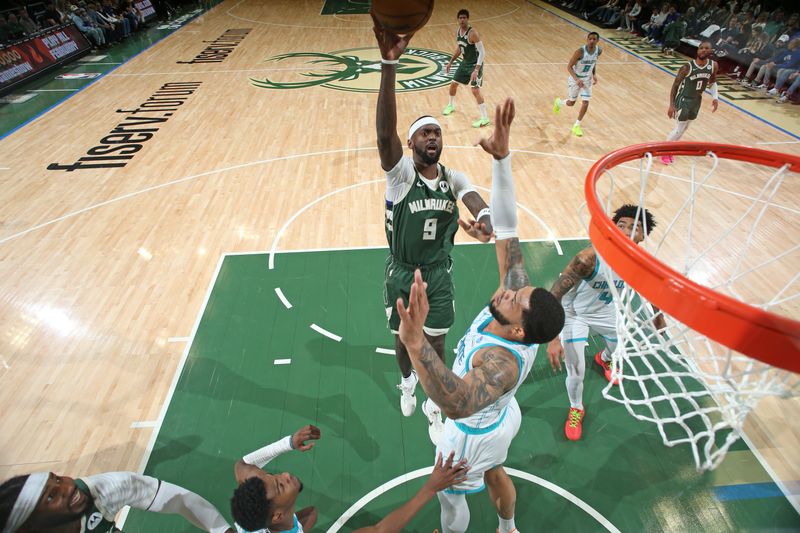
[{"xmin": 584, "ymin": 141, "xmax": 800, "ymax": 470}]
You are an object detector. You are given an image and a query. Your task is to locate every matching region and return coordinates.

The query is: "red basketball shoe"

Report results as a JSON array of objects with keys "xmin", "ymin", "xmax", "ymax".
[
  {"xmin": 565, "ymin": 407, "xmax": 585, "ymax": 441},
  {"xmin": 594, "ymin": 351, "xmax": 620, "ymax": 385}
]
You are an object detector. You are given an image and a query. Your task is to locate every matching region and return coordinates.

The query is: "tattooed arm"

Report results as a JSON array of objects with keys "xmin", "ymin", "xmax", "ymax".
[
  {"xmin": 461, "ymin": 190, "xmax": 494, "ymax": 239},
  {"xmin": 411, "ymin": 340, "xmax": 519, "ymax": 420},
  {"xmin": 549, "ymin": 247, "xmax": 596, "ymax": 301},
  {"xmin": 397, "ymin": 269, "xmax": 519, "ymax": 419},
  {"xmin": 495, "ymin": 237, "xmax": 530, "ymax": 291},
  {"xmin": 546, "ymin": 246, "xmax": 596, "ymax": 370}
]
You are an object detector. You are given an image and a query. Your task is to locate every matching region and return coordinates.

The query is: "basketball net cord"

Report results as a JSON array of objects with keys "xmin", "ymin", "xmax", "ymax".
[{"xmin": 585, "ymin": 151, "xmax": 799, "ymax": 471}]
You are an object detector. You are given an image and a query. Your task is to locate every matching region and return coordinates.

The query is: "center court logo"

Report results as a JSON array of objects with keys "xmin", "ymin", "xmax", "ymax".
[{"xmin": 249, "ymin": 47, "xmax": 458, "ymax": 93}]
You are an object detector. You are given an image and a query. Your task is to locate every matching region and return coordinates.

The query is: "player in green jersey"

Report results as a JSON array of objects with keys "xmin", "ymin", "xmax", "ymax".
[
  {"xmin": 0, "ymin": 471, "xmax": 233, "ymax": 533},
  {"xmin": 662, "ymin": 41, "xmax": 719, "ymax": 165},
  {"xmin": 443, "ymin": 9, "xmax": 490, "ymax": 128},
  {"xmin": 372, "ymin": 11, "xmax": 494, "ymax": 445}
]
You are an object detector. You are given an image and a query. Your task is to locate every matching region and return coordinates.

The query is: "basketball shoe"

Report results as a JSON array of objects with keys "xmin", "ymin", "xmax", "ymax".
[
  {"xmin": 594, "ymin": 351, "xmax": 620, "ymax": 385},
  {"xmin": 473, "ymin": 117, "xmax": 490, "ymax": 128},
  {"xmin": 422, "ymin": 398, "xmax": 444, "ymax": 445},
  {"xmin": 660, "ymin": 155, "xmax": 674, "ymax": 165},
  {"xmin": 397, "ymin": 371, "xmax": 418, "ymax": 416},
  {"xmin": 565, "ymin": 407, "xmax": 585, "ymax": 441},
  {"xmin": 443, "ymin": 103, "xmax": 455, "ymax": 115},
  {"xmin": 553, "ymin": 97, "xmax": 562, "ymax": 114},
  {"xmin": 571, "ymin": 123, "xmax": 583, "ymax": 137}
]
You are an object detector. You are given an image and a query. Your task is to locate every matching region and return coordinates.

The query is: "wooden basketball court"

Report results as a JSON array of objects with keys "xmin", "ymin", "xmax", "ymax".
[{"xmin": 0, "ymin": 0, "xmax": 797, "ymax": 530}]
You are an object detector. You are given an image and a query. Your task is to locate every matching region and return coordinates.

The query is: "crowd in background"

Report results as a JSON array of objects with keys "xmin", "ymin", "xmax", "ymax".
[
  {"xmin": 553, "ymin": 0, "xmax": 800, "ymax": 104},
  {"xmin": 0, "ymin": 0, "xmax": 155, "ymax": 50}
]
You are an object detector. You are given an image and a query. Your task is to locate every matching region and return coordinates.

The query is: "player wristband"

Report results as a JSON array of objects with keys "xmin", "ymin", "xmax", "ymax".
[
  {"xmin": 381, "ymin": 59, "xmax": 399, "ymax": 65},
  {"xmin": 477, "ymin": 208, "xmax": 491, "ymax": 220}
]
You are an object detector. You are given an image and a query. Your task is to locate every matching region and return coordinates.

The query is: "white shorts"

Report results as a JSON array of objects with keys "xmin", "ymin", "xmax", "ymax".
[
  {"xmin": 434, "ymin": 397, "xmax": 521, "ymax": 494},
  {"xmin": 560, "ymin": 313, "xmax": 617, "ymax": 352},
  {"xmin": 567, "ymin": 75, "xmax": 593, "ymax": 101}
]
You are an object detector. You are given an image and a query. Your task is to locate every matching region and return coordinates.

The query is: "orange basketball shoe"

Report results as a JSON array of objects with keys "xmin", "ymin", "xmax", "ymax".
[
  {"xmin": 594, "ymin": 351, "xmax": 620, "ymax": 385},
  {"xmin": 565, "ymin": 407, "xmax": 585, "ymax": 441}
]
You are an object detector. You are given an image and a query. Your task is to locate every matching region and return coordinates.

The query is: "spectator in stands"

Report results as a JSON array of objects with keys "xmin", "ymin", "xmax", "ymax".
[
  {"xmin": 642, "ymin": 4, "xmax": 670, "ymax": 43},
  {"xmin": 41, "ymin": 2, "xmax": 66, "ymax": 27},
  {"xmin": 619, "ymin": 0, "xmax": 642, "ymax": 32},
  {"xmin": 662, "ymin": 14, "xmax": 687, "ymax": 54},
  {"xmin": 86, "ymin": 2, "xmax": 124, "ymax": 42},
  {"xmin": 763, "ymin": 9, "xmax": 785, "ymax": 39},
  {"xmin": 5, "ymin": 13, "xmax": 25, "ymax": 41},
  {"xmin": 101, "ymin": 0, "xmax": 131, "ymax": 34},
  {"xmin": 0, "ymin": 15, "xmax": 10, "ymax": 45},
  {"xmin": 67, "ymin": 4, "xmax": 105, "ymax": 48},
  {"xmin": 741, "ymin": 36, "xmax": 796, "ymax": 89},
  {"xmin": 775, "ymin": 13, "xmax": 800, "ymax": 42},
  {"xmin": 776, "ymin": 71, "xmax": 800, "ymax": 103},
  {"xmin": 17, "ymin": 9, "xmax": 41, "ymax": 35},
  {"xmin": 604, "ymin": 0, "xmax": 630, "ymax": 28},
  {"xmin": 728, "ymin": 26, "xmax": 771, "ymax": 74},
  {"xmin": 766, "ymin": 39, "xmax": 800, "ymax": 94}
]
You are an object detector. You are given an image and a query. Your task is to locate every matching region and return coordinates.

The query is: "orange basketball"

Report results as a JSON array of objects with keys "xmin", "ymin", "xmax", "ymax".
[{"xmin": 372, "ymin": 0, "xmax": 435, "ymax": 35}]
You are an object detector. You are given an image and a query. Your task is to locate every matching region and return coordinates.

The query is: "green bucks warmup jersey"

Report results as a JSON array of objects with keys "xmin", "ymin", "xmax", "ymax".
[
  {"xmin": 385, "ymin": 163, "xmax": 460, "ymax": 266},
  {"xmin": 677, "ymin": 60, "xmax": 714, "ymax": 101},
  {"xmin": 74, "ymin": 479, "xmax": 120, "ymax": 533},
  {"xmin": 457, "ymin": 27, "xmax": 478, "ymax": 66}
]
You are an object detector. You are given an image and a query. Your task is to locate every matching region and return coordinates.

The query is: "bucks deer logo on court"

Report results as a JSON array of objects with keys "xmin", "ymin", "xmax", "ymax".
[{"xmin": 250, "ymin": 47, "xmax": 457, "ymax": 93}]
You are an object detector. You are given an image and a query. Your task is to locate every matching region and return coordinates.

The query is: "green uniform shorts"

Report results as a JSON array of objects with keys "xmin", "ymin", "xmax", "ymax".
[
  {"xmin": 383, "ymin": 256, "xmax": 455, "ymax": 335},
  {"xmin": 675, "ymin": 96, "xmax": 701, "ymax": 121},
  {"xmin": 453, "ymin": 62, "xmax": 484, "ymax": 88}
]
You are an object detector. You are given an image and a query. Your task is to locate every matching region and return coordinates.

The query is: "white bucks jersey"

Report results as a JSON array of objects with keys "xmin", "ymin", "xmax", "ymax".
[
  {"xmin": 561, "ymin": 251, "xmax": 623, "ymax": 319},
  {"xmin": 572, "ymin": 45, "xmax": 600, "ymax": 79},
  {"xmin": 451, "ymin": 307, "xmax": 538, "ymax": 430}
]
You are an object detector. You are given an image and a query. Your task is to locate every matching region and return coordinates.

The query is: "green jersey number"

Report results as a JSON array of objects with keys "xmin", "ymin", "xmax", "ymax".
[
  {"xmin": 582, "ymin": 64, "xmax": 592, "ymax": 73},
  {"xmin": 423, "ymin": 218, "xmax": 438, "ymax": 240}
]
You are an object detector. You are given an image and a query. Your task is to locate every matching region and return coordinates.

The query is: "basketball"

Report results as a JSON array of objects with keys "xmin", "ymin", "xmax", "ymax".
[{"xmin": 371, "ymin": 0, "xmax": 435, "ymax": 35}]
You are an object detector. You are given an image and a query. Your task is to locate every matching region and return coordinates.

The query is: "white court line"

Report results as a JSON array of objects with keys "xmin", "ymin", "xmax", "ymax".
[
  {"xmin": 167, "ymin": 336, "xmax": 189, "ymax": 343},
  {"xmin": 327, "ymin": 466, "xmax": 621, "ymax": 533},
  {"xmin": 274, "ymin": 358, "xmax": 292, "ymax": 365},
  {"xmin": 375, "ymin": 348, "xmax": 395, "ymax": 355},
  {"xmin": 136, "ymin": 254, "xmax": 225, "ymax": 475},
  {"xmin": 310, "ymin": 323, "xmax": 342, "ymax": 342},
  {"xmin": 274, "ymin": 287, "xmax": 293, "ymax": 309},
  {"xmin": 755, "ymin": 140, "xmax": 800, "ymax": 145},
  {"xmin": 5, "ymin": 145, "xmax": 795, "ymax": 249},
  {"xmin": 130, "ymin": 420, "xmax": 157, "ymax": 429},
  {"xmin": 28, "ymin": 89, "xmax": 79, "ymax": 92}
]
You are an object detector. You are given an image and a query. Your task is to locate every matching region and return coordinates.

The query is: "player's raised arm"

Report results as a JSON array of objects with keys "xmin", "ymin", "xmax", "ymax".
[
  {"xmin": 372, "ymin": 10, "xmax": 414, "ymax": 171},
  {"xmin": 474, "ymin": 99, "xmax": 529, "ymax": 290},
  {"xmin": 234, "ymin": 425, "xmax": 321, "ymax": 483},
  {"xmin": 397, "ymin": 270, "xmax": 519, "ymax": 419},
  {"xmin": 668, "ymin": 64, "xmax": 689, "ymax": 118}
]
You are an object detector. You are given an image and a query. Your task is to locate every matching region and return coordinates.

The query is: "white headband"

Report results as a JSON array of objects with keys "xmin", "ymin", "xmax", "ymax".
[
  {"xmin": 3, "ymin": 472, "xmax": 48, "ymax": 533},
  {"xmin": 407, "ymin": 116, "xmax": 441, "ymax": 141}
]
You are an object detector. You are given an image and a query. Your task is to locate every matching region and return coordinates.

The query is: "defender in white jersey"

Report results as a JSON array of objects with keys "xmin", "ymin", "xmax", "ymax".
[
  {"xmin": 0, "ymin": 471, "xmax": 232, "ymax": 533},
  {"xmin": 547, "ymin": 205, "xmax": 664, "ymax": 441},
  {"xmin": 397, "ymin": 99, "xmax": 565, "ymax": 533},
  {"xmin": 230, "ymin": 425, "xmax": 320, "ymax": 533},
  {"xmin": 553, "ymin": 31, "xmax": 602, "ymax": 137}
]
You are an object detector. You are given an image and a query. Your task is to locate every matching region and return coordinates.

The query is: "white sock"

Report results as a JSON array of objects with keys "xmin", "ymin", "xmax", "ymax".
[
  {"xmin": 401, "ymin": 371, "xmax": 417, "ymax": 388},
  {"xmin": 601, "ymin": 350, "xmax": 611, "ymax": 362},
  {"xmin": 666, "ymin": 120, "xmax": 690, "ymax": 141},
  {"xmin": 574, "ymin": 119, "xmax": 581, "ymax": 126},
  {"xmin": 498, "ymin": 515, "xmax": 516, "ymax": 533},
  {"xmin": 479, "ymin": 102, "xmax": 488, "ymax": 118},
  {"xmin": 449, "ymin": 95, "xmax": 455, "ymax": 106}
]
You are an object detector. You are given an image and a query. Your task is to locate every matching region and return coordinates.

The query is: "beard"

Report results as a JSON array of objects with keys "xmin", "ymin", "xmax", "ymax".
[
  {"xmin": 413, "ymin": 143, "xmax": 442, "ymax": 166},
  {"xmin": 488, "ymin": 300, "xmax": 512, "ymax": 326}
]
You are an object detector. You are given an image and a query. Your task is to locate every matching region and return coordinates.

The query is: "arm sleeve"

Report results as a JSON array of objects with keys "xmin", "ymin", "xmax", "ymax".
[
  {"xmin": 447, "ymin": 169, "xmax": 477, "ymax": 200},
  {"xmin": 80, "ymin": 472, "xmax": 159, "ymax": 520},
  {"xmin": 475, "ymin": 41, "xmax": 485, "ymax": 65},
  {"xmin": 147, "ymin": 481, "xmax": 232, "ymax": 533},
  {"xmin": 385, "ymin": 156, "xmax": 415, "ymax": 204},
  {"xmin": 489, "ymin": 154, "xmax": 517, "ymax": 240},
  {"xmin": 242, "ymin": 435, "xmax": 293, "ymax": 468}
]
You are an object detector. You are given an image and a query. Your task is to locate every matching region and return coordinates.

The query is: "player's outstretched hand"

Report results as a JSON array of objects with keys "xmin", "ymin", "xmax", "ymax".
[
  {"xmin": 547, "ymin": 338, "xmax": 565, "ymax": 372},
  {"xmin": 425, "ymin": 452, "xmax": 470, "ymax": 493},
  {"xmin": 476, "ymin": 98, "xmax": 515, "ymax": 160},
  {"xmin": 292, "ymin": 424, "xmax": 321, "ymax": 451},
  {"xmin": 458, "ymin": 218, "xmax": 493, "ymax": 243},
  {"xmin": 370, "ymin": 9, "xmax": 415, "ymax": 61},
  {"xmin": 397, "ymin": 269, "xmax": 429, "ymax": 351}
]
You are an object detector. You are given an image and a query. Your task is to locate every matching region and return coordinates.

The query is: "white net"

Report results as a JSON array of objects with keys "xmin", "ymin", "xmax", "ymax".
[{"xmin": 587, "ymin": 148, "xmax": 800, "ymax": 471}]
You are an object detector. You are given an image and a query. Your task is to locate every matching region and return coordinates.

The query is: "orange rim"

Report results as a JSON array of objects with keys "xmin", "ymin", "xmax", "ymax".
[{"xmin": 585, "ymin": 141, "xmax": 800, "ymax": 373}]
